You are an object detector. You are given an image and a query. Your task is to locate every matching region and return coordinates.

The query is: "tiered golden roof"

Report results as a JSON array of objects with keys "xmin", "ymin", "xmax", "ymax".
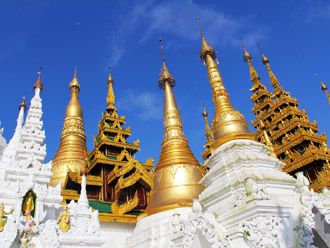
[
  {"xmin": 199, "ymin": 34, "xmax": 255, "ymax": 149},
  {"xmin": 202, "ymin": 106, "xmax": 213, "ymax": 159},
  {"xmin": 50, "ymin": 69, "xmax": 88, "ymax": 187},
  {"xmin": 61, "ymin": 72, "xmax": 153, "ymax": 223},
  {"xmin": 244, "ymin": 48, "xmax": 330, "ymax": 191},
  {"xmin": 146, "ymin": 43, "xmax": 204, "ymax": 215}
]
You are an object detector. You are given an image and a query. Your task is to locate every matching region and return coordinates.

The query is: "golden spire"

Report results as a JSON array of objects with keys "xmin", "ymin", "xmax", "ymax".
[
  {"xmin": 258, "ymin": 46, "xmax": 283, "ymax": 93},
  {"xmin": 33, "ymin": 66, "xmax": 43, "ymax": 90},
  {"xmin": 69, "ymin": 66, "xmax": 80, "ymax": 89},
  {"xmin": 106, "ymin": 67, "xmax": 116, "ymax": 110},
  {"xmin": 146, "ymin": 37, "xmax": 204, "ymax": 215},
  {"xmin": 197, "ymin": 22, "xmax": 255, "ymax": 148},
  {"xmin": 242, "ymin": 43, "xmax": 262, "ymax": 87},
  {"xmin": 19, "ymin": 96, "xmax": 27, "ymax": 110},
  {"xmin": 66, "ymin": 67, "xmax": 83, "ymax": 118},
  {"xmin": 201, "ymin": 105, "xmax": 213, "ymax": 159},
  {"xmin": 202, "ymin": 105, "xmax": 213, "ymax": 144},
  {"xmin": 259, "ymin": 120, "xmax": 277, "ymax": 158},
  {"xmin": 51, "ymin": 67, "xmax": 88, "ymax": 187},
  {"xmin": 317, "ymin": 74, "xmax": 330, "ymax": 104}
]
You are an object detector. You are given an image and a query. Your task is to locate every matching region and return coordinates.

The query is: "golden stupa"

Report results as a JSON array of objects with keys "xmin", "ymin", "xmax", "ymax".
[
  {"xmin": 50, "ymin": 68, "xmax": 88, "ymax": 187},
  {"xmin": 146, "ymin": 40, "xmax": 204, "ymax": 215},
  {"xmin": 199, "ymin": 34, "xmax": 255, "ymax": 149}
]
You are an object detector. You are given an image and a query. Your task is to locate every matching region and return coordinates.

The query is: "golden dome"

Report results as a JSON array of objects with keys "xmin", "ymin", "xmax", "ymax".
[
  {"xmin": 199, "ymin": 35, "xmax": 255, "ymax": 149},
  {"xmin": 146, "ymin": 57, "xmax": 204, "ymax": 215}
]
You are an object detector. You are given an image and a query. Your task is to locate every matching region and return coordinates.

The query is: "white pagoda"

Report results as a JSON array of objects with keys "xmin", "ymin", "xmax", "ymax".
[{"xmin": 0, "ymin": 72, "xmax": 103, "ymax": 248}]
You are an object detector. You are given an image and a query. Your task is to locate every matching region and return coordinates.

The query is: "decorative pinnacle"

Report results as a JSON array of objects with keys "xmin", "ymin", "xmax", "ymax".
[
  {"xmin": 257, "ymin": 44, "xmax": 269, "ymax": 64},
  {"xmin": 241, "ymin": 40, "xmax": 261, "ymax": 86},
  {"xmin": 159, "ymin": 36, "xmax": 165, "ymax": 62},
  {"xmin": 19, "ymin": 96, "xmax": 27, "ymax": 110},
  {"xmin": 202, "ymin": 106, "xmax": 208, "ymax": 118},
  {"xmin": 70, "ymin": 66, "xmax": 80, "ymax": 89},
  {"xmin": 195, "ymin": 17, "xmax": 204, "ymax": 38},
  {"xmin": 240, "ymin": 38, "xmax": 252, "ymax": 62},
  {"xmin": 316, "ymin": 74, "xmax": 327, "ymax": 91},
  {"xmin": 107, "ymin": 66, "xmax": 114, "ymax": 84},
  {"xmin": 33, "ymin": 66, "xmax": 44, "ymax": 90},
  {"xmin": 106, "ymin": 66, "xmax": 116, "ymax": 109},
  {"xmin": 316, "ymin": 74, "xmax": 330, "ymax": 103},
  {"xmin": 158, "ymin": 36, "xmax": 175, "ymax": 88},
  {"xmin": 196, "ymin": 18, "xmax": 216, "ymax": 61}
]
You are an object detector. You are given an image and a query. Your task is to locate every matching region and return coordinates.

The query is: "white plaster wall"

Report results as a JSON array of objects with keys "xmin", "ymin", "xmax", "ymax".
[{"xmin": 100, "ymin": 221, "xmax": 135, "ymax": 248}]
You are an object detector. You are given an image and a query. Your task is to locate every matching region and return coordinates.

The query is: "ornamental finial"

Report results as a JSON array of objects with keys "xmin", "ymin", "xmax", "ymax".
[
  {"xmin": 158, "ymin": 36, "xmax": 175, "ymax": 88},
  {"xmin": 19, "ymin": 96, "xmax": 27, "ymax": 110},
  {"xmin": 107, "ymin": 66, "xmax": 114, "ymax": 84},
  {"xmin": 70, "ymin": 66, "xmax": 80, "ymax": 90},
  {"xmin": 202, "ymin": 104, "xmax": 214, "ymax": 159},
  {"xmin": 257, "ymin": 44, "xmax": 269, "ymax": 64},
  {"xmin": 316, "ymin": 74, "xmax": 330, "ymax": 104},
  {"xmin": 106, "ymin": 66, "xmax": 116, "ymax": 110},
  {"xmin": 240, "ymin": 38, "xmax": 252, "ymax": 62},
  {"xmin": 241, "ymin": 40, "xmax": 262, "ymax": 87},
  {"xmin": 197, "ymin": 19, "xmax": 216, "ymax": 61},
  {"xmin": 258, "ymin": 45, "xmax": 282, "ymax": 90},
  {"xmin": 33, "ymin": 66, "xmax": 43, "ymax": 90}
]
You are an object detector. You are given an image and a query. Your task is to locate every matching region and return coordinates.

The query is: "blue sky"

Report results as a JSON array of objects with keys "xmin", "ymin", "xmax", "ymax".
[{"xmin": 0, "ymin": 0, "xmax": 329, "ymax": 164}]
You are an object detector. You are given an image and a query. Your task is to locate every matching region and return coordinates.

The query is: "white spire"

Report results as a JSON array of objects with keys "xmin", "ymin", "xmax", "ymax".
[
  {"xmin": 16, "ymin": 86, "xmax": 46, "ymax": 167},
  {"xmin": 78, "ymin": 171, "xmax": 89, "ymax": 208},
  {"xmin": 0, "ymin": 100, "xmax": 26, "ymax": 164},
  {"xmin": 0, "ymin": 124, "xmax": 7, "ymax": 160}
]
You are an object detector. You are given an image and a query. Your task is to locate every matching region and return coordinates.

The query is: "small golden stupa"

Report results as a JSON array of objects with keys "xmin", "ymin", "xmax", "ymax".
[
  {"xmin": 199, "ymin": 32, "xmax": 255, "ymax": 149},
  {"xmin": 146, "ymin": 39, "xmax": 204, "ymax": 215},
  {"xmin": 50, "ymin": 68, "xmax": 88, "ymax": 187}
]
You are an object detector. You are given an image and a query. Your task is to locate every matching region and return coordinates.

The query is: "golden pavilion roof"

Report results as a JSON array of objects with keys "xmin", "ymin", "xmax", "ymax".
[{"xmin": 246, "ymin": 49, "xmax": 330, "ymax": 191}]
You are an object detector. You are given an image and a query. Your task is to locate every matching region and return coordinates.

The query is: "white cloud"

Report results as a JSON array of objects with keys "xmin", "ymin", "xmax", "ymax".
[
  {"xmin": 118, "ymin": 89, "xmax": 162, "ymax": 121},
  {"xmin": 305, "ymin": 3, "xmax": 330, "ymax": 22},
  {"xmin": 106, "ymin": 0, "xmax": 266, "ymax": 66}
]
